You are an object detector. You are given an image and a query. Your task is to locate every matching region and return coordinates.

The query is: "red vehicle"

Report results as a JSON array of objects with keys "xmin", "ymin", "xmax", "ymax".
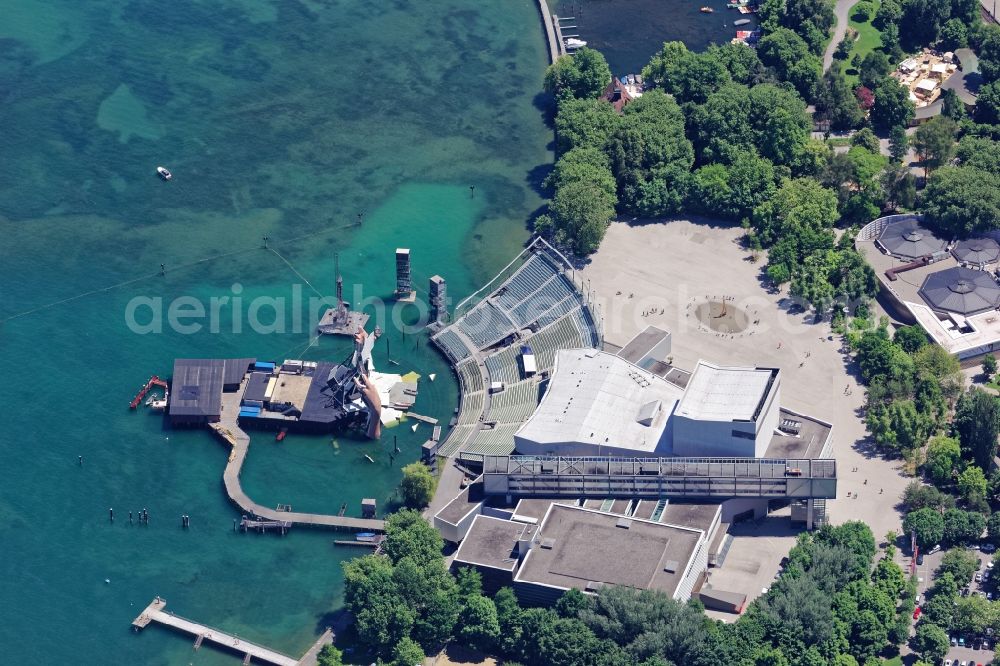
[{"xmin": 912, "ymin": 606, "xmax": 922, "ymax": 620}]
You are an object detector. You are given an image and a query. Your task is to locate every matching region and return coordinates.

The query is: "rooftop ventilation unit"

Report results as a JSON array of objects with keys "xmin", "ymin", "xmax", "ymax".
[
  {"xmin": 585, "ymin": 581, "xmax": 605, "ymax": 592},
  {"xmin": 616, "ymin": 517, "xmax": 632, "ymax": 529},
  {"xmin": 663, "ymin": 560, "xmax": 680, "ymax": 573},
  {"xmin": 636, "ymin": 399, "xmax": 661, "ymax": 426},
  {"xmin": 540, "ymin": 538, "xmax": 556, "ymax": 549}
]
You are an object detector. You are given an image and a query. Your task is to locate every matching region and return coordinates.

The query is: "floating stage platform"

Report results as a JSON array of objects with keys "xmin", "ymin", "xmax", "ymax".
[{"xmin": 316, "ymin": 305, "xmax": 369, "ymax": 336}]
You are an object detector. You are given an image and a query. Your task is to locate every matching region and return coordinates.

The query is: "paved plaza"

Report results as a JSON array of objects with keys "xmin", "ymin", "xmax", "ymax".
[{"xmin": 581, "ymin": 219, "xmax": 917, "ymax": 605}]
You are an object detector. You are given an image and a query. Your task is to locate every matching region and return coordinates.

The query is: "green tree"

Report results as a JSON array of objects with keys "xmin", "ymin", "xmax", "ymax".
[
  {"xmin": 983, "ymin": 353, "xmax": 998, "ymax": 380},
  {"xmin": 317, "ymin": 644, "xmax": 344, "ymax": 666},
  {"xmin": 391, "ymin": 636, "xmax": 424, "ymax": 666},
  {"xmin": 988, "ymin": 512, "xmax": 1000, "ymax": 546},
  {"xmin": 693, "ymin": 83, "xmax": 810, "ymax": 165},
  {"xmin": 924, "ymin": 435, "xmax": 960, "ymax": 485},
  {"xmin": 888, "ymin": 125, "xmax": 909, "ymax": 163},
  {"xmin": 958, "ymin": 466, "xmax": 989, "ymax": 504},
  {"xmin": 858, "ymin": 51, "xmax": 892, "ymax": 90},
  {"xmin": 550, "ymin": 179, "xmax": 616, "ymax": 255},
  {"xmin": 757, "ymin": 28, "xmax": 822, "ymax": 100},
  {"xmin": 937, "ymin": 548, "xmax": 979, "ymax": 584},
  {"xmin": 608, "ymin": 90, "xmax": 694, "ymax": 218},
  {"xmin": 910, "ymin": 622, "xmax": 950, "ymax": 664},
  {"xmin": 913, "ymin": 116, "xmax": 958, "ymax": 177},
  {"xmin": 941, "ymin": 88, "xmax": 967, "ymax": 120},
  {"xmin": 902, "ymin": 480, "xmax": 956, "ymax": 511},
  {"xmin": 457, "ymin": 595, "xmax": 501, "ymax": 651},
  {"xmin": 751, "ymin": 177, "xmax": 839, "ymax": 246},
  {"xmin": 881, "ymin": 165, "xmax": 916, "ymax": 211},
  {"xmin": 913, "ymin": 343, "xmax": 963, "ymax": 400},
  {"xmin": 382, "ymin": 509, "xmax": 444, "ymax": 566},
  {"xmin": 553, "ymin": 98, "xmax": 621, "ymax": 153},
  {"xmin": 692, "ymin": 150, "xmax": 777, "ymax": 220},
  {"xmin": 902, "ymin": 508, "xmax": 945, "ymax": 549},
  {"xmin": 922, "ymin": 165, "xmax": 1000, "ymax": 237},
  {"xmin": 853, "ymin": 0, "xmax": 876, "ymax": 21},
  {"xmin": 952, "ymin": 594, "xmax": 993, "ymax": 635},
  {"xmin": 815, "ymin": 63, "xmax": 865, "ymax": 130},
  {"xmin": 494, "ymin": 587, "xmax": 523, "ymax": 656},
  {"xmin": 851, "ymin": 128, "xmax": 880, "ymax": 153},
  {"xmin": 544, "ymin": 48, "xmax": 612, "ymax": 100},
  {"xmin": 954, "ymin": 388, "xmax": 1000, "ymax": 471},
  {"xmin": 707, "ymin": 42, "xmax": 766, "ymax": 85},
  {"xmin": 555, "ymin": 588, "xmax": 591, "ymax": 618},
  {"xmin": 400, "ymin": 462, "xmax": 436, "ymax": 509},
  {"xmin": 546, "ymin": 147, "xmax": 617, "ymax": 199},
  {"xmin": 893, "ymin": 325, "xmax": 927, "ymax": 353},
  {"xmin": 870, "ymin": 76, "xmax": 915, "ymax": 131},
  {"xmin": 939, "ymin": 17, "xmax": 970, "ymax": 50},
  {"xmin": 942, "ymin": 508, "xmax": 986, "ymax": 547}
]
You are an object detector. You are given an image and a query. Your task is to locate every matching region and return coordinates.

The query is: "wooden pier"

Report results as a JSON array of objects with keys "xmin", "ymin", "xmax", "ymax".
[
  {"xmin": 212, "ymin": 385, "xmax": 386, "ymax": 533},
  {"xmin": 408, "ymin": 412, "xmax": 438, "ymax": 425},
  {"xmin": 132, "ymin": 597, "xmax": 298, "ymax": 666}
]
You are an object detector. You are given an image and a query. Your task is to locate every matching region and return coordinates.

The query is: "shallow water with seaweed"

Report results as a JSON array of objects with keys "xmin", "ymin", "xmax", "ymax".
[{"xmin": 0, "ymin": 1, "xmax": 551, "ymax": 663}]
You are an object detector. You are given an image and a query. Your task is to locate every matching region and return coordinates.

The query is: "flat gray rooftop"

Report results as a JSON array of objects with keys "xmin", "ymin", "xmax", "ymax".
[
  {"xmin": 660, "ymin": 502, "xmax": 720, "ymax": 533},
  {"xmin": 676, "ymin": 361, "xmax": 776, "ymax": 423},
  {"xmin": 436, "ymin": 479, "xmax": 485, "ymax": 526},
  {"xmin": 454, "ymin": 515, "xmax": 535, "ymax": 572},
  {"xmin": 763, "ymin": 409, "xmax": 832, "ymax": 459},
  {"xmin": 516, "ymin": 504, "xmax": 702, "ymax": 596},
  {"xmin": 617, "ymin": 325, "xmax": 669, "ymax": 365},
  {"xmin": 169, "ymin": 359, "xmax": 224, "ymax": 417}
]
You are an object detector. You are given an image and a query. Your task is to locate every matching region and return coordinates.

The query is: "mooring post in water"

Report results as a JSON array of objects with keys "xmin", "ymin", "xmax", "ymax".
[
  {"xmin": 109, "ymin": 508, "xmax": 114, "ymax": 522},
  {"xmin": 78, "ymin": 455, "xmax": 83, "ymax": 466},
  {"xmin": 129, "ymin": 511, "xmax": 133, "ymax": 524}
]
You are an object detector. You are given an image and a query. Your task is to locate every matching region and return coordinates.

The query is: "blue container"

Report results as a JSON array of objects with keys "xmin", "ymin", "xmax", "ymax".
[{"xmin": 254, "ymin": 361, "xmax": 276, "ymax": 371}]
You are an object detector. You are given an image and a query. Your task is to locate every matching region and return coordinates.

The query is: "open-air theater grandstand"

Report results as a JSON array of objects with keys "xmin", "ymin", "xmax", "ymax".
[{"xmin": 432, "ymin": 238, "xmax": 603, "ymax": 457}]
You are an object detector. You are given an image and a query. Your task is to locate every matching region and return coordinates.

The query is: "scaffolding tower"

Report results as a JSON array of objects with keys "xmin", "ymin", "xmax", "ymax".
[
  {"xmin": 429, "ymin": 275, "xmax": 447, "ymax": 324},
  {"xmin": 395, "ymin": 248, "xmax": 415, "ymax": 302}
]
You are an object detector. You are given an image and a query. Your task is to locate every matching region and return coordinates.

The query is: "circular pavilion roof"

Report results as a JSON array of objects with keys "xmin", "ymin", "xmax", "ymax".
[
  {"xmin": 878, "ymin": 216, "xmax": 948, "ymax": 260},
  {"xmin": 952, "ymin": 237, "xmax": 1000, "ymax": 265},
  {"xmin": 918, "ymin": 266, "xmax": 1000, "ymax": 315}
]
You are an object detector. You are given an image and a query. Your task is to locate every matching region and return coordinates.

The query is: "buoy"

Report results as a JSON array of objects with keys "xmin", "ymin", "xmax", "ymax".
[
  {"xmin": 105, "ymin": 579, "xmax": 110, "ymax": 585},
  {"xmin": 429, "ymin": 373, "xmax": 436, "ymax": 381}
]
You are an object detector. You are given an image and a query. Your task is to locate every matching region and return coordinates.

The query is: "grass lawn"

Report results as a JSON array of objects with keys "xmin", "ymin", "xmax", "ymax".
[
  {"xmin": 845, "ymin": 0, "xmax": 884, "ymax": 86},
  {"xmin": 881, "ymin": 657, "xmax": 903, "ymax": 666}
]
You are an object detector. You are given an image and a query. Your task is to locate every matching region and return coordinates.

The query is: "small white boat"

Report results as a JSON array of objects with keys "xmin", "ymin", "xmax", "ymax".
[
  {"xmin": 156, "ymin": 166, "xmax": 172, "ymax": 181},
  {"xmin": 429, "ymin": 373, "xmax": 436, "ymax": 381},
  {"xmin": 411, "ymin": 423, "xmax": 418, "ymax": 432},
  {"xmin": 565, "ymin": 38, "xmax": 587, "ymax": 49}
]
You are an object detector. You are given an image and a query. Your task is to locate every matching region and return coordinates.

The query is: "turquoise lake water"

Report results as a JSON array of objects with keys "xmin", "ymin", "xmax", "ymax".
[{"xmin": 0, "ymin": 1, "xmax": 551, "ymax": 663}]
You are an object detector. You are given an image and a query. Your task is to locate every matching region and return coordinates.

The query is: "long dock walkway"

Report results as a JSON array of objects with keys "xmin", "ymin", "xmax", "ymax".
[
  {"xmin": 535, "ymin": 0, "xmax": 561, "ymax": 64},
  {"xmin": 212, "ymin": 383, "xmax": 385, "ymax": 532},
  {"xmin": 133, "ymin": 598, "xmax": 298, "ymax": 666}
]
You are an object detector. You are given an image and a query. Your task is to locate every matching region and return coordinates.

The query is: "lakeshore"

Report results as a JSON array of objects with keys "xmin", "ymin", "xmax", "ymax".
[{"xmin": 0, "ymin": 0, "xmax": 552, "ymax": 663}]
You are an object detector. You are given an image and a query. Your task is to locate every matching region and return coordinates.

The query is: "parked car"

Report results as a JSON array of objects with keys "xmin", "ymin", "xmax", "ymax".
[
  {"xmin": 917, "ymin": 553, "xmax": 925, "ymax": 565},
  {"xmin": 930, "ymin": 544, "xmax": 942, "ymax": 554},
  {"xmin": 913, "ymin": 606, "xmax": 922, "ymax": 620},
  {"xmin": 976, "ymin": 572, "xmax": 983, "ymax": 583},
  {"xmin": 952, "ymin": 635, "xmax": 959, "ymax": 646}
]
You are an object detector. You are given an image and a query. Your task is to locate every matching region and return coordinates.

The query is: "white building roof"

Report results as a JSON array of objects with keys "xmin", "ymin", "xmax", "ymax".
[
  {"xmin": 514, "ymin": 349, "xmax": 684, "ymax": 452},
  {"xmin": 916, "ymin": 78, "xmax": 938, "ymax": 92},
  {"xmin": 675, "ymin": 361, "xmax": 776, "ymax": 422}
]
